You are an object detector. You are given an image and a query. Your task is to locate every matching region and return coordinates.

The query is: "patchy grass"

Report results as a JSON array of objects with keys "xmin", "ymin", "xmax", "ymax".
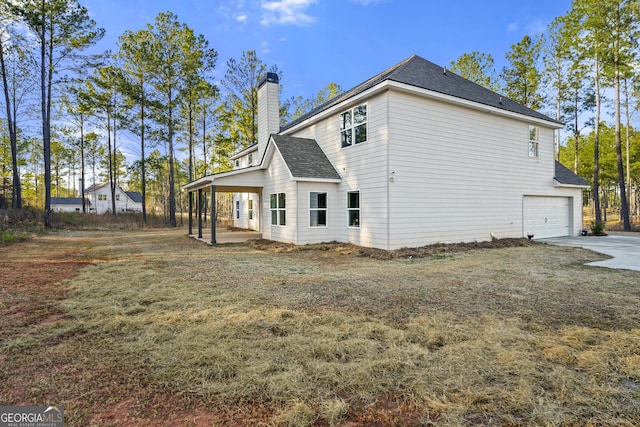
[{"xmin": 1, "ymin": 229, "xmax": 639, "ymax": 426}]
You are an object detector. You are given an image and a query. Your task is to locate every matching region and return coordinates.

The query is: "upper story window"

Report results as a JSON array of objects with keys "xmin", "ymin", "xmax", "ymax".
[
  {"xmin": 98, "ymin": 194, "xmax": 107, "ymax": 201},
  {"xmin": 235, "ymin": 159, "xmax": 240, "ymax": 168},
  {"xmin": 248, "ymin": 153, "xmax": 253, "ymax": 165},
  {"xmin": 529, "ymin": 126, "xmax": 539, "ymax": 158},
  {"xmin": 340, "ymin": 104, "xmax": 367, "ymax": 148}
]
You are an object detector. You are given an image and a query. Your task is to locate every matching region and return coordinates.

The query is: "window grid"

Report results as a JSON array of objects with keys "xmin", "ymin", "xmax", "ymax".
[
  {"xmin": 347, "ymin": 191, "xmax": 360, "ymax": 228},
  {"xmin": 529, "ymin": 125, "xmax": 539, "ymax": 158},
  {"xmin": 340, "ymin": 104, "xmax": 367, "ymax": 148},
  {"xmin": 309, "ymin": 192, "xmax": 327, "ymax": 227},
  {"xmin": 270, "ymin": 193, "xmax": 286, "ymax": 226}
]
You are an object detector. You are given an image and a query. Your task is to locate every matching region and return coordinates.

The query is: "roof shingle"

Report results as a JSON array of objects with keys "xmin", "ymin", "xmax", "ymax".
[
  {"xmin": 282, "ymin": 55, "xmax": 561, "ymax": 131},
  {"xmin": 271, "ymin": 135, "xmax": 341, "ymax": 180}
]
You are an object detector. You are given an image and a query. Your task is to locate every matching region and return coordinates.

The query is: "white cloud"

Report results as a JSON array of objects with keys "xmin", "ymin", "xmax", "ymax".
[
  {"xmin": 525, "ymin": 20, "xmax": 547, "ymax": 35},
  {"xmin": 235, "ymin": 13, "xmax": 248, "ymax": 23},
  {"xmin": 507, "ymin": 22, "xmax": 519, "ymax": 32},
  {"xmin": 260, "ymin": 0, "xmax": 317, "ymax": 26}
]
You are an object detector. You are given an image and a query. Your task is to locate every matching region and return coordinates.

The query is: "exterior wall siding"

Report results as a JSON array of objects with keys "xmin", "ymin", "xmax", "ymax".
[
  {"xmin": 284, "ymin": 94, "xmax": 390, "ymax": 248},
  {"xmin": 295, "ymin": 182, "xmax": 340, "ymax": 245},
  {"xmin": 261, "ymin": 151, "xmax": 298, "ymax": 243},
  {"xmin": 386, "ymin": 89, "xmax": 581, "ymax": 248}
]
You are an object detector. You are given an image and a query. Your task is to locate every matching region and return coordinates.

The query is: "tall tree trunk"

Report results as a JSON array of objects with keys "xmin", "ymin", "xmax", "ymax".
[
  {"xmin": 573, "ymin": 93, "xmax": 580, "ymax": 174},
  {"xmin": 202, "ymin": 104, "xmax": 208, "ymax": 223},
  {"xmin": 0, "ymin": 36, "xmax": 21, "ymax": 209},
  {"xmin": 140, "ymin": 88, "xmax": 147, "ymax": 223},
  {"xmin": 42, "ymin": 0, "xmax": 52, "ymax": 228},
  {"xmin": 80, "ymin": 113, "xmax": 86, "ymax": 213},
  {"xmin": 168, "ymin": 87, "xmax": 176, "ymax": 227},
  {"xmin": 593, "ymin": 53, "xmax": 602, "ymax": 224},
  {"xmin": 624, "ymin": 78, "xmax": 632, "ymax": 219},
  {"xmin": 614, "ymin": 70, "xmax": 630, "ymax": 230}
]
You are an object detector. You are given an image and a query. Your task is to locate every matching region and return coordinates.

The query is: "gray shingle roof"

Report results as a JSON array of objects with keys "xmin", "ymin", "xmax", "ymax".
[
  {"xmin": 126, "ymin": 191, "xmax": 143, "ymax": 203},
  {"xmin": 555, "ymin": 161, "xmax": 590, "ymax": 187},
  {"xmin": 271, "ymin": 135, "xmax": 341, "ymax": 180},
  {"xmin": 51, "ymin": 197, "xmax": 84, "ymax": 205},
  {"xmin": 282, "ymin": 55, "xmax": 561, "ymax": 132}
]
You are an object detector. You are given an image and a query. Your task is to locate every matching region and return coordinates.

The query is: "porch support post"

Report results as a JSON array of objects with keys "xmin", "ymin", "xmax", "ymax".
[
  {"xmin": 197, "ymin": 188, "xmax": 203, "ymax": 239},
  {"xmin": 188, "ymin": 190, "xmax": 193, "ymax": 235},
  {"xmin": 210, "ymin": 185, "xmax": 216, "ymax": 244}
]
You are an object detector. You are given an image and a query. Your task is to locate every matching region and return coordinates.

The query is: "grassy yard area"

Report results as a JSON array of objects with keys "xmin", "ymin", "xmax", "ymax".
[{"xmin": 1, "ymin": 229, "xmax": 639, "ymax": 426}]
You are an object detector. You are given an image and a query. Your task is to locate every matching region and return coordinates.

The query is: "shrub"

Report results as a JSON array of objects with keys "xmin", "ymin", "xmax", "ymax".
[
  {"xmin": 590, "ymin": 220, "xmax": 606, "ymax": 235},
  {"xmin": 1, "ymin": 230, "xmax": 15, "ymax": 244}
]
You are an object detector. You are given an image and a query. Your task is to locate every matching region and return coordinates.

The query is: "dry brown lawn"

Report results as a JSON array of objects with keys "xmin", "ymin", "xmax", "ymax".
[{"xmin": 1, "ymin": 229, "xmax": 639, "ymax": 426}]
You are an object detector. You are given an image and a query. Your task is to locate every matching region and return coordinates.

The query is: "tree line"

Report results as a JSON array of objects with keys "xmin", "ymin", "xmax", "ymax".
[{"xmin": 1, "ymin": 0, "xmax": 638, "ymax": 229}]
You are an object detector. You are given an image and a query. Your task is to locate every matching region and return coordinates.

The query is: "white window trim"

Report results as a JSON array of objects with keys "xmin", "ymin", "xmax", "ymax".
[
  {"xmin": 309, "ymin": 191, "xmax": 328, "ymax": 228},
  {"xmin": 528, "ymin": 125, "xmax": 539, "ymax": 158},
  {"xmin": 340, "ymin": 103, "xmax": 368, "ymax": 149},
  {"xmin": 347, "ymin": 190, "xmax": 360, "ymax": 229},
  {"xmin": 270, "ymin": 193, "xmax": 286, "ymax": 227}
]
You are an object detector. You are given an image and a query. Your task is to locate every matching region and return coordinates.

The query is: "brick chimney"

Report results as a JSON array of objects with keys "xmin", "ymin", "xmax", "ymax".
[{"xmin": 257, "ymin": 72, "xmax": 280, "ymax": 161}]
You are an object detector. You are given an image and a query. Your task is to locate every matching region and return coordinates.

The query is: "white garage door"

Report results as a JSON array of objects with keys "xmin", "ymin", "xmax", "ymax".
[{"xmin": 523, "ymin": 196, "xmax": 570, "ymax": 239}]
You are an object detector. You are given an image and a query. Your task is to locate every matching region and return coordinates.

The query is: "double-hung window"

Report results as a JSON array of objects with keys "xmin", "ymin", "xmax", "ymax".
[
  {"xmin": 529, "ymin": 125, "xmax": 539, "ymax": 158},
  {"xmin": 235, "ymin": 200, "xmax": 240, "ymax": 219},
  {"xmin": 347, "ymin": 191, "xmax": 360, "ymax": 228},
  {"xmin": 270, "ymin": 193, "xmax": 286, "ymax": 226},
  {"xmin": 309, "ymin": 192, "xmax": 327, "ymax": 227},
  {"xmin": 340, "ymin": 104, "xmax": 367, "ymax": 148},
  {"xmin": 248, "ymin": 199, "xmax": 253, "ymax": 220}
]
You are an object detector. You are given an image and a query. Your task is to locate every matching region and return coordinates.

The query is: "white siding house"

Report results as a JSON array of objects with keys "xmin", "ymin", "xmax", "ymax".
[
  {"xmin": 85, "ymin": 183, "xmax": 143, "ymax": 215},
  {"xmin": 185, "ymin": 55, "xmax": 589, "ymax": 249},
  {"xmin": 51, "ymin": 197, "xmax": 85, "ymax": 213}
]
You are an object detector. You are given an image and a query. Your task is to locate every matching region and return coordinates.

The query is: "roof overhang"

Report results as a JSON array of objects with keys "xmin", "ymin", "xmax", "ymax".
[
  {"xmin": 183, "ymin": 167, "xmax": 265, "ymax": 193},
  {"xmin": 554, "ymin": 179, "xmax": 590, "ymax": 189},
  {"xmin": 387, "ymin": 81, "xmax": 564, "ymax": 129},
  {"xmin": 282, "ymin": 79, "xmax": 563, "ymax": 135}
]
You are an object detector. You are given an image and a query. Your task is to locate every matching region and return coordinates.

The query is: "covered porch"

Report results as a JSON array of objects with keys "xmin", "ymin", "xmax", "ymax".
[{"xmin": 183, "ymin": 168, "xmax": 265, "ymax": 245}]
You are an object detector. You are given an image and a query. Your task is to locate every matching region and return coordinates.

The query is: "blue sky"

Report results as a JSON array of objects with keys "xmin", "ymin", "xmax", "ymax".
[{"xmin": 82, "ymin": 0, "xmax": 573, "ymax": 103}]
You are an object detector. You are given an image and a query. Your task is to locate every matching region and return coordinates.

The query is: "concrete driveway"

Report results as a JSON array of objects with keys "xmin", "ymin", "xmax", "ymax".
[{"xmin": 541, "ymin": 234, "xmax": 640, "ymax": 271}]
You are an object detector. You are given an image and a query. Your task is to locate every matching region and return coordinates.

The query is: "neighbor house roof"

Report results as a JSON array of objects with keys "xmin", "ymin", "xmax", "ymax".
[
  {"xmin": 282, "ymin": 55, "xmax": 561, "ymax": 132},
  {"xmin": 554, "ymin": 161, "xmax": 590, "ymax": 187},
  {"xmin": 51, "ymin": 197, "xmax": 84, "ymax": 205},
  {"xmin": 126, "ymin": 191, "xmax": 143, "ymax": 203},
  {"xmin": 270, "ymin": 135, "xmax": 341, "ymax": 180},
  {"xmin": 84, "ymin": 182, "xmax": 109, "ymax": 193}
]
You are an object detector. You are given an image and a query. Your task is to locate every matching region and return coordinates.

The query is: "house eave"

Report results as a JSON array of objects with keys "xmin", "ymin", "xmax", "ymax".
[
  {"xmin": 281, "ymin": 79, "xmax": 562, "ymax": 135},
  {"xmin": 229, "ymin": 143, "xmax": 259, "ymax": 160},
  {"xmin": 183, "ymin": 166, "xmax": 265, "ymax": 192},
  {"xmin": 292, "ymin": 177, "xmax": 341, "ymax": 183},
  {"xmin": 387, "ymin": 81, "xmax": 564, "ymax": 128},
  {"xmin": 554, "ymin": 180, "xmax": 590, "ymax": 189}
]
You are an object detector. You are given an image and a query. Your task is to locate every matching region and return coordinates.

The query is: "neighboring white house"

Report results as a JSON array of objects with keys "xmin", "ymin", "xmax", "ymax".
[
  {"xmin": 84, "ymin": 183, "xmax": 143, "ymax": 214},
  {"xmin": 185, "ymin": 55, "xmax": 589, "ymax": 249},
  {"xmin": 51, "ymin": 197, "xmax": 85, "ymax": 213}
]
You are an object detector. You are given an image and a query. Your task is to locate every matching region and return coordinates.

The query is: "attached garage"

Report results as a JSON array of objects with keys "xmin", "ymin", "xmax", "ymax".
[{"xmin": 523, "ymin": 196, "xmax": 571, "ymax": 239}]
